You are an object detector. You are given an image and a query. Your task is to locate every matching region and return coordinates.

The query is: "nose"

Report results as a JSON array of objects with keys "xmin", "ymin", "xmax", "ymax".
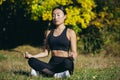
[{"xmin": 53, "ymin": 15, "xmax": 58, "ymax": 20}]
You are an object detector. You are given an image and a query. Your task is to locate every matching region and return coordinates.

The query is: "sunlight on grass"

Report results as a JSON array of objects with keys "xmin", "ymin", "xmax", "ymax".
[
  {"xmin": 0, "ymin": 45, "xmax": 120, "ymax": 80},
  {"xmin": 0, "ymin": 54, "xmax": 7, "ymax": 61}
]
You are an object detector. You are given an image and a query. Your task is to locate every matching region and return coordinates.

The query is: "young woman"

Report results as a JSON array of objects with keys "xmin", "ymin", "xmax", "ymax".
[{"xmin": 24, "ymin": 5, "xmax": 77, "ymax": 78}]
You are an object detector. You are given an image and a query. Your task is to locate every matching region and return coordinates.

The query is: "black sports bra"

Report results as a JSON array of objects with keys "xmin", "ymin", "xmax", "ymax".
[{"xmin": 48, "ymin": 27, "xmax": 70, "ymax": 51}]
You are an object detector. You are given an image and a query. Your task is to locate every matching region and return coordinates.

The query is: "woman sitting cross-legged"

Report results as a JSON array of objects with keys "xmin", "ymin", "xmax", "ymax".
[{"xmin": 24, "ymin": 5, "xmax": 77, "ymax": 78}]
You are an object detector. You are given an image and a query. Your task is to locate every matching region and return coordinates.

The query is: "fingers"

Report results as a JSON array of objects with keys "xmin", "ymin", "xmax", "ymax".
[
  {"xmin": 25, "ymin": 51, "xmax": 29, "ymax": 54},
  {"xmin": 69, "ymin": 52, "xmax": 73, "ymax": 57},
  {"xmin": 24, "ymin": 51, "xmax": 29, "ymax": 59}
]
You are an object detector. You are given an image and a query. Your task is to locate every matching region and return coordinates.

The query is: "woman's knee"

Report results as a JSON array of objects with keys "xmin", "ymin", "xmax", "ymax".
[
  {"xmin": 28, "ymin": 57, "xmax": 34, "ymax": 62},
  {"xmin": 28, "ymin": 58, "xmax": 37, "ymax": 65},
  {"xmin": 64, "ymin": 59, "xmax": 74, "ymax": 74}
]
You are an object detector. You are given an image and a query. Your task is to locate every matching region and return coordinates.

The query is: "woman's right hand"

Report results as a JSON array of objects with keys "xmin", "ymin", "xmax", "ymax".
[{"xmin": 24, "ymin": 52, "xmax": 32, "ymax": 59}]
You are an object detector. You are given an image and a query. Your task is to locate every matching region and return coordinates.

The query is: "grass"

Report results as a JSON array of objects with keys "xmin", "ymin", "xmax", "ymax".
[{"xmin": 0, "ymin": 45, "xmax": 120, "ymax": 80}]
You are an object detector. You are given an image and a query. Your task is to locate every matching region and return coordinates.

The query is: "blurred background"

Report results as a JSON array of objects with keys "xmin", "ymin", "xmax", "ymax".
[
  {"xmin": 0, "ymin": 0, "xmax": 120, "ymax": 56},
  {"xmin": 0, "ymin": 0, "xmax": 120, "ymax": 80}
]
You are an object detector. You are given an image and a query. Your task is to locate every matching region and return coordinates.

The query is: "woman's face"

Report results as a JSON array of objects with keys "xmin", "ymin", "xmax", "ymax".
[{"xmin": 52, "ymin": 9, "xmax": 66, "ymax": 26}]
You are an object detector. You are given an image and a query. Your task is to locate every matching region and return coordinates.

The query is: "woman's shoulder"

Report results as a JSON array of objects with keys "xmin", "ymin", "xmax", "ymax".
[
  {"xmin": 45, "ymin": 30, "xmax": 51, "ymax": 37},
  {"xmin": 66, "ymin": 27, "xmax": 76, "ymax": 39},
  {"xmin": 46, "ymin": 29, "xmax": 54, "ymax": 37},
  {"xmin": 67, "ymin": 27, "xmax": 76, "ymax": 35},
  {"xmin": 46, "ymin": 30, "xmax": 50, "ymax": 34}
]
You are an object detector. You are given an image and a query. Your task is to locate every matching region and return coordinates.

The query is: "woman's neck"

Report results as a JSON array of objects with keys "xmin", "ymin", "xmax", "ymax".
[{"xmin": 56, "ymin": 24, "xmax": 65, "ymax": 30}]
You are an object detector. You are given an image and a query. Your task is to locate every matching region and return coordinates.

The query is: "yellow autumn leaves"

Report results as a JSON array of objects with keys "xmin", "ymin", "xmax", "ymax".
[
  {"xmin": 30, "ymin": 0, "xmax": 96, "ymax": 29},
  {"xmin": 1, "ymin": 0, "xmax": 119, "ymax": 31},
  {"xmin": 0, "ymin": 0, "xmax": 6, "ymax": 5}
]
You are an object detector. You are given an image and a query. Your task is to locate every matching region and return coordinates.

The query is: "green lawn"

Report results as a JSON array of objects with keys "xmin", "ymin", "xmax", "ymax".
[{"xmin": 0, "ymin": 45, "xmax": 120, "ymax": 80}]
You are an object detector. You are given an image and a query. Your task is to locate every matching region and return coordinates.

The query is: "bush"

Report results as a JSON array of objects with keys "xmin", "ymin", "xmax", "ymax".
[{"xmin": 79, "ymin": 25, "xmax": 103, "ymax": 54}]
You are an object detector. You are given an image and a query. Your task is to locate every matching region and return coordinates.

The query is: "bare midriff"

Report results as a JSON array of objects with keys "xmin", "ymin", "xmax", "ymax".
[{"xmin": 51, "ymin": 50, "xmax": 69, "ymax": 57}]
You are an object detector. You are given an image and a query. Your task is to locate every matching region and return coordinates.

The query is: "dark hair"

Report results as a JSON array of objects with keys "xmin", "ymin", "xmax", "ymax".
[
  {"xmin": 52, "ymin": 5, "xmax": 67, "ymax": 15},
  {"xmin": 49, "ymin": 6, "xmax": 66, "ymax": 30}
]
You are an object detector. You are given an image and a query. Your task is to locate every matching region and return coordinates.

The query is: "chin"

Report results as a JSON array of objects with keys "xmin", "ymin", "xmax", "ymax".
[{"xmin": 55, "ymin": 23, "xmax": 61, "ymax": 26}]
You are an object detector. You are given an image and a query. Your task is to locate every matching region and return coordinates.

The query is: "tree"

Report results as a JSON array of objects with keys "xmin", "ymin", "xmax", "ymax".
[
  {"xmin": 25, "ymin": 0, "xmax": 96, "ymax": 35},
  {"xmin": 1, "ymin": 0, "xmax": 119, "ymax": 54}
]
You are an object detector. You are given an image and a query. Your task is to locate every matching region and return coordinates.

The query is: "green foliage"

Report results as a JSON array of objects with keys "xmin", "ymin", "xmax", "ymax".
[
  {"xmin": 0, "ymin": 0, "xmax": 120, "ymax": 54},
  {"xmin": 92, "ymin": 0, "xmax": 120, "ymax": 55},
  {"xmin": 73, "ymin": 67, "xmax": 120, "ymax": 80},
  {"xmin": 93, "ymin": 0, "xmax": 120, "ymax": 28},
  {"xmin": 100, "ymin": 25, "xmax": 120, "ymax": 56},
  {"xmin": 0, "ymin": 47, "xmax": 120, "ymax": 80},
  {"xmin": 25, "ymin": 0, "xmax": 96, "ymax": 31},
  {"xmin": 0, "ymin": 0, "xmax": 5, "ymax": 5},
  {"xmin": 0, "ymin": 54, "xmax": 6, "ymax": 61},
  {"xmin": 26, "ymin": 0, "xmax": 120, "ymax": 54},
  {"xmin": 79, "ymin": 25, "xmax": 103, "ymax": 54},
  {"xmin": 0, "ymin": 66, "xmax": 119, "ymax": 80},
  {"xmin": 0, "ymin": 0, "xmax": 29, "ymax": 18},
  {"xmin": 77, "ymin": 0, "xmax": 120, "ymax": 54}
]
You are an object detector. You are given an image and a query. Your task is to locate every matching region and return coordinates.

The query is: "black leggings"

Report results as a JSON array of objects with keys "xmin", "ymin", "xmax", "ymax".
[{"xmin": 28, "ymin": 56, "xmax": 74, "ymax": 77}]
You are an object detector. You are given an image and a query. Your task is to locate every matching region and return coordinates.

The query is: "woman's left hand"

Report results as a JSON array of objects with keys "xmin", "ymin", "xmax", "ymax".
[{"xmin": 24, "ymin": 52, "xmax": 32, "ymax": 59}]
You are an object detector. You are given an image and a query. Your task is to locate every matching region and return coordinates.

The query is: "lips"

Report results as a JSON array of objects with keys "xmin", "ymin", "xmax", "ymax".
[
  {"xmin": 54, "ymin": 19, "xmax": 59, "ymax": 22},
  {"xmin": 54, "ymin": 20, "xmax": 59, "ymax": 23},
  {"xmin": 53, "ymin": 20, "xmax": 60, "ymax": 24}
]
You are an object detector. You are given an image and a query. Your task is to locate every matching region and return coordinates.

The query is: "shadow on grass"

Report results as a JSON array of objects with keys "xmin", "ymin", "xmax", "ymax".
[
  {"xmin": 13, "ymin": 70, "xmax": 30, "ymax": 77},
  {"xmin": 13, "ymin": 70, "xmax": 53, "ymax": 78}
]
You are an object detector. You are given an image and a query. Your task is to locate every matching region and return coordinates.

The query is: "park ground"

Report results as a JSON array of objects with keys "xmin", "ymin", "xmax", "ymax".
[{"xmin": 0, "ymin": 45, "xmax": 120, "ymax": 80}]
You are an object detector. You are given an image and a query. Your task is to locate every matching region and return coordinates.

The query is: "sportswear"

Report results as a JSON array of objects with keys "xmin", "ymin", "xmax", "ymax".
[{"xmin": 48, "ymin": 27, "xmax": 70, "ymax": 51}]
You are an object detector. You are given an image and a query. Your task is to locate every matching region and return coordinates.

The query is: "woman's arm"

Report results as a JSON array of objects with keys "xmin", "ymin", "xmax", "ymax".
[
  {"xmin": 24, "ymin": 30, "xmax": 51, "ymax": 59},
  {"xmin": 68, "ymin": 29, "xmax": 78, "ymax": 60},
  {"xmin": 24, "ymin": 49, "xmax": 49, "ymax": 59}
]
